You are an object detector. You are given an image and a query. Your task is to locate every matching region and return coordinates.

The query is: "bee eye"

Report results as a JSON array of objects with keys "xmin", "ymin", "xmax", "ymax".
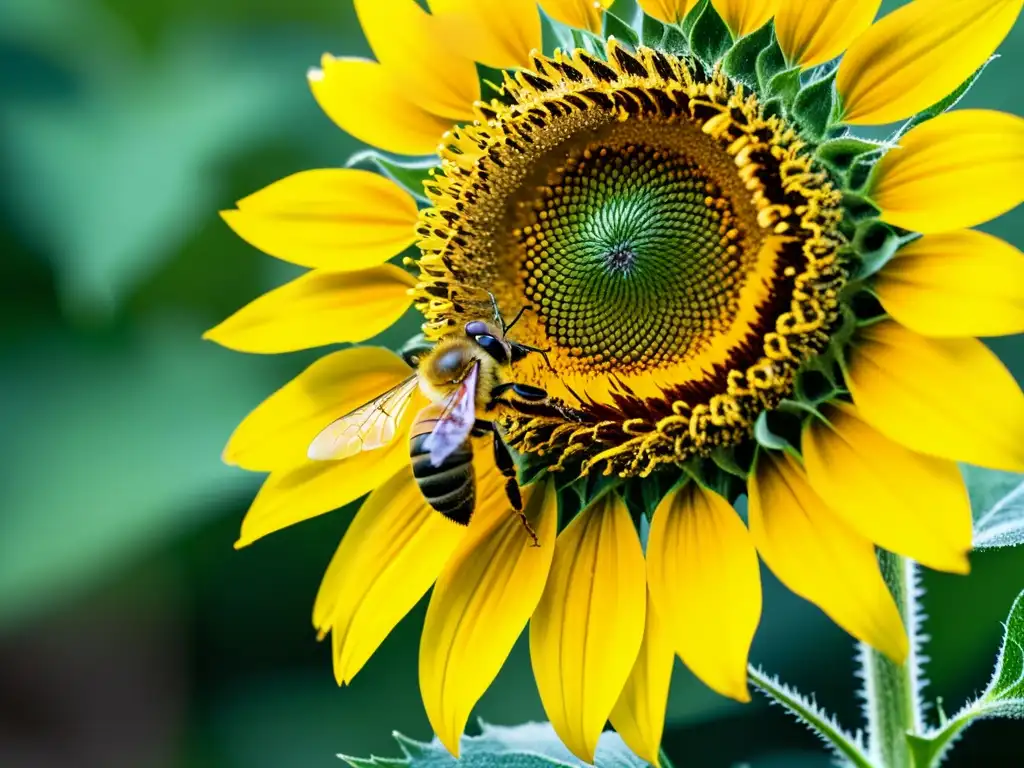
[{"xmin": 465, "ymin": 320, "xmax": 487, "ymax": 337}]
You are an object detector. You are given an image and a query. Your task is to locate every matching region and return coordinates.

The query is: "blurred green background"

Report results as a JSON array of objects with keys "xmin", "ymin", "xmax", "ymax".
[{"xmin": 0, "ymin": 0, "xmax": 1021, "ymax": 765}]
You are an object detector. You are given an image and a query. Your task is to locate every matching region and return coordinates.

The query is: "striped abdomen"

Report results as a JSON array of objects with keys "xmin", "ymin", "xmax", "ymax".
[{"xmin": 409, "ymin": 405, "xmax": 475, "ymax": 526}]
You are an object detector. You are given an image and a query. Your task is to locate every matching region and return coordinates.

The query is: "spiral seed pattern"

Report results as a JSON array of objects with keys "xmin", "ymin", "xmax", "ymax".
[{"xmin": 519, "ymin": 142, "xmax": 749, "ymax": 371}]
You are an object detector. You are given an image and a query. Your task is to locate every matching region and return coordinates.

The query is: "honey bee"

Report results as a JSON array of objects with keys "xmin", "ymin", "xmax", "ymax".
[{"xmin": 308, "ymin": 300, "xmax": 549, "ymax": 545}]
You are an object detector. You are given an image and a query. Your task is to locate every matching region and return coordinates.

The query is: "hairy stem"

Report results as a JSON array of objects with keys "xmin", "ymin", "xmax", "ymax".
[{"xmin": 861, "ymin": 552, "xmax": 925, "ymax": 767}]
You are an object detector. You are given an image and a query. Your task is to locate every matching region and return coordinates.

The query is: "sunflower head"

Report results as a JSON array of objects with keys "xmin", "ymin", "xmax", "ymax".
[
  {"xmin": 210, "ymin": 0, "xmax": 1024, "ymax": 763},
  {"xmin": 413, "ymin": 39, "xmax": 849, "ymax": 480}
]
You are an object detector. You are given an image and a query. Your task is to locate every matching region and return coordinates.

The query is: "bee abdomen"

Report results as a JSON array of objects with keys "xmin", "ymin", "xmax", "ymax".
[{"xmin": 409, "ymin": 414, "xmax": 475, "ymax": 526}]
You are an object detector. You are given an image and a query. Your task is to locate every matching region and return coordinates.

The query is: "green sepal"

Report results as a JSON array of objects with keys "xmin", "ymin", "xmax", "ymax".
[
  {"xmin": 640, "ymin": 12, "xmax": 668, "ymax": 47},
  {"xmin": 516, "ymin": 447, "xmax": 551, "ymax": 488},
  {"xmin": 681, "ymin": 457, "xmax": 746, "ymax": 502},
  {"xmin": 894, "ymin": 56, "xmax": 995, "ymax": 140},
  {"xmin": 572, "ymin": 28, "xmax": 606, "ymax": 58},
  {"xmin": 622, "ymin": 467, "xmax": 680, "ymax": 522},
  {"xmin": 791, "ymin": 70, "xmax": 838, "ymax": 140},
  {"xmin": 755, "ymin": 36, "xmax": 786, "ymax": 92},
  {"xmin": 680, "ymin": 0, "xmax": 709, "ymax": 39},
  {"xmin": 764, "ymin": 67, "xmax": 801, "ymax": 108},
  {"xmin": 661, "ymin": 24, "xmax": 690, "ymax": 56},
  {"xmin": 688, "ymin": 0, "xmax": 732, "ymax": 66},
  {"xmin": 476, "ymin": 62, "xmax": 508, "ymax": 99},
  {"xmin": 794, "ymin": 364, "xmax": 842, "ymax": 407},
  {"xmin": 840, "ymin": 191, "xmax": 881, "ymax": 224},
  {"xmin": 907, "ymin": 589, "xmax": 1024, "ymax": 768},
  {"xmin": 565, "ymin": 470, "xmax": 624, "ymax": 510},
  {"xmin": 815, "ymin": 137, "xmax": 887, "ymax": 176},
  {"xmin": 721, "ymin": 20, "xmax": 774, "ymax": 92},
  {"xmin": 346, "ymin": 149, "xmax": 437, "ymax": 203},
  {"xmin": 852, "ymin": 220, "xmax": 902, "ymax": 278},
  {"xmin": 760, "ymin": 96, "xmax": 785, "ymax": 121},
  {"xmin": 603, "ymin": 9, "xmax": 641, "ymax": 50},
  {"xmin": 539, "ymin": 9, "xmax": 573, "ymax": 56},
  {"xmin": 753, "ymin": 409, "xmax": 802, "ymax": 457},
  {"xmin": 711, "ymin": 445, "xmax": 752, "ymax": 479}
]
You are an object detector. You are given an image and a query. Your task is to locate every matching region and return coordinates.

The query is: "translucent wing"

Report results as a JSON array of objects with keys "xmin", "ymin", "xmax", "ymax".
[
  {"xmin": 424, "ymin": 362, "xmax": 479, "ymax": 467},
  {"xmin": 307, "ymin": 375, "xmax": 419, "ymax": 461}
]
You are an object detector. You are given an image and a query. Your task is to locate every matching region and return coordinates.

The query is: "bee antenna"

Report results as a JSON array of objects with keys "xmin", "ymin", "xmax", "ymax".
[
  {"xmin": 504, "ymin": 304, "xmax": 531, "ymax": 334},
  {"xmin": 486, "ymin": 292, "xmax": 504, "ymax": 331}
]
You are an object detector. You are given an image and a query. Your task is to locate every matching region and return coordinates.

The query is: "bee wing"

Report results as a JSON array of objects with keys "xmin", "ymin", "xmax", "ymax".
[
  {"xmin": 307, "ymin": 374, "xmax": 419, "ymax": 461},
  {"xmin": 424, "ymin": 361, "xmax": 479, "ymax": 467}
]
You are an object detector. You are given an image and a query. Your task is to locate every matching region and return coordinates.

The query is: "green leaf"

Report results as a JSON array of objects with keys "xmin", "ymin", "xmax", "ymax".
[
  {"xmin": 347, "ymin": 149, "xmax": 437, "ymax": 203},
  {"xmin": 791, "ymin": 71, "xmax": 837, "ymax": 140},
  {"xmin": 688, "ymin": 0, "xmax": 731, "ymax": 66},
  {"xmin": 339, "ymin": 721, "xmax": 650, "ymax": 768},
  {"xmin": 893, "ymin": 57, "xmax": 994, "ymax": 140},
  {"xmin": 604, "ymin": 10, "xmax": 640, "ymax": 50},
  {"xmin": 747, "ymin": 666, "xmax": 873, "ymax": 768},
  {"xmin": 986, "ymin": 591, "xmax": 1024, "ymax": 704},
  {"xmin": 721, "ymin": 20, "xmax": 773, "ymax": 92},
  {"xmin": 907, "ymin": 589, "xmax": 1024, "ymax": 767},
  {"xmin": 755, "ymin": 37, "xmax": 787, "ymax": 92},
  {"xmin": 962, "ymin": 465, "xmax": 1024, "ymax": 550}
]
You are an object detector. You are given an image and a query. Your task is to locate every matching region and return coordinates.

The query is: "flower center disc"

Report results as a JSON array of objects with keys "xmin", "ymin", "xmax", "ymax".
[
  {"xmin": 415, "ymin": 43, "xmax": 846, "ymax": 475},
  {"xmin": 516, "ymin": 124, "xmax": 767, "ymax": 376}
]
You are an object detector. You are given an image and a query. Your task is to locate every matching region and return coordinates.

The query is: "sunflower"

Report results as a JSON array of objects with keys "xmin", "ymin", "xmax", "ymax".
[{"xmin": 207, "ymin": 0, "xmax": 1024, "ymax": 762}]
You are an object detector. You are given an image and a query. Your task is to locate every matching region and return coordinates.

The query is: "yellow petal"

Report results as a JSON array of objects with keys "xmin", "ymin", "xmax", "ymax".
[
  {"xmin": 875, "ymin": 231, "xmax": 1024, "ymax": 338},
  {"xmin": 711, "ymin": 0, "xmax": 778, "ymax": 38},
  {"xmin": 428, "ymin": 0, "xmax": 540, "ymax": 70},
  {"xmin": 775, "ymin": 0, "xmax": 881, "ymax": 69},
  {"xmin": 539, "ymin": 0, "xmax": 614, "ymax": 34},
  {"xmin": 749, "ymin": 452, "xmax": 908, "ymax": 663},
  {"xmin": 354, "ymin": 0, "xmax": 478, "ymax": 120},
  {"xmin": 314, "ymin": 465, "xmax": 468, "ymax": 684},
  {"xmin": 529, "ymin": 494, "xmax": 646, "ymax": 763},
  {"xmin": 608, "ymin": 592, "xmax": 674, "ymax": 767},
  {"xmin": 236, "ymin": 436, "xmax": 410, "ymax": 548},
  {"xmin": 646, "ymin": 482, "xmax": 761, "ymax": 702},
  {"xmin": 308, "ymin": 56, "xmax": 452, "ymax": 156},
  {"xmin": 203, "ymin": 265, "xmax": 415, "ymax": 354},
  {"xmin": 637, "ymin": 0, "xmax": 700, "ymax": 24},
  {"xmin": 869, "ymin": 110, "xmax": 1024, "ymax": 233},
  {"xmin": 220, "ymin": 169, "xmax": 418, "ymax": 270},
  {"xmin": 803, "ymin": 403, "xmax": 972, "ymax": 574},
  {"xmin": 846, "ymin": 320, "xmax": 1024, "ymax": 472},
  {"xmin": 223, "ymin": 347, "xmax": 411, "ymax": 472},
  {"xmin": 837, "ymin": 0, "xmax": 1024, "ymax": 125},
  {"xmin": 420, "ymin": 480, "xmax": 557, "ymax": 756}
]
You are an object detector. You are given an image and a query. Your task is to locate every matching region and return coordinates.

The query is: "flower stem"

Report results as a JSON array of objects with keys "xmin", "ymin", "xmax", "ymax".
[
  {"xmin": 658, "ymin": 746, "xmax": 676, "ymax": 768},
  {"xmin": 860, "ymin": 551, "xmax": 924, "ymax": 768}
]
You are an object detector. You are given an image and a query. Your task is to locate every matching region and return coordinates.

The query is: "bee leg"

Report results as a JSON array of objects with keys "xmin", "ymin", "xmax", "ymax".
[
  {"xmin": 492, "ymin": 431, "xmax": 540, "ymax": 548},
  {"xmin": 487, "ymin": 382, "xmax": 548, "ymax": 411},
  {"xmin": 509, "ymin": 342, "xmax": 554, "ymax": 371},
  {"xmin": 471, "ymin": 419, "xmax": 493, "ymax": 437}
]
